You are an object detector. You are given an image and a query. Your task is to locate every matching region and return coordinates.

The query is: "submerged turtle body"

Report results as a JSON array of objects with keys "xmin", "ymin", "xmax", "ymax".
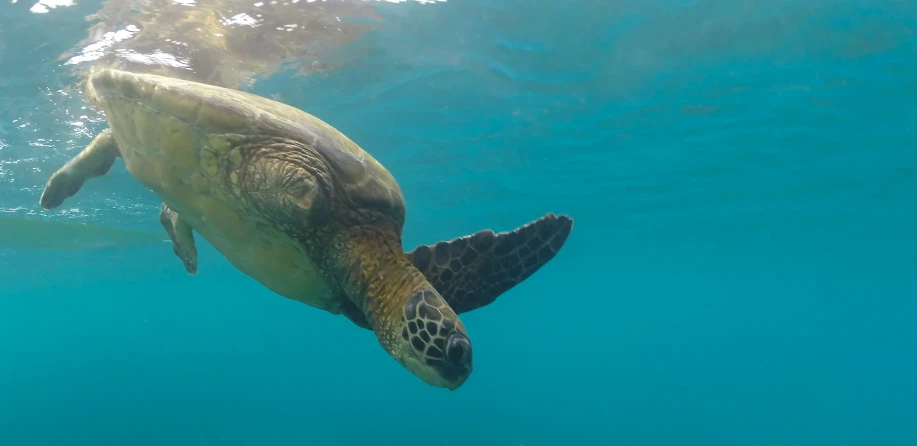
[
  {"xmin": 39, "ymin": 68, "xmax": 574, "ymax": 391},
  {"xmin": 83, "ymin": 68, "xmax": 404, "ymax": 315}
]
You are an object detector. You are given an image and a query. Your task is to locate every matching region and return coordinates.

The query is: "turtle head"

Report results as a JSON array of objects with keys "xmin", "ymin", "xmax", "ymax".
[
  {"xmin": 390, "ymin": 286, "xmax": 473, "ymax": 391},
  {"xmin": 332, "ymin": 218, "xmax": 473, "ymax": 390}
]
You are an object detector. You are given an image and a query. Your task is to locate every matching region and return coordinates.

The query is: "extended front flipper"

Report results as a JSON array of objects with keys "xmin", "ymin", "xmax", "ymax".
[
  {"xmin": 40, "ymin": 129, "xmax": 120, "ymax": 210},
  {"xmin": 407, "ymin": 212, "xmax": 573, "ymax": 314},
  {"xmin": 159, "ymin": 203, "xmax": 198, "ymax": 275}
]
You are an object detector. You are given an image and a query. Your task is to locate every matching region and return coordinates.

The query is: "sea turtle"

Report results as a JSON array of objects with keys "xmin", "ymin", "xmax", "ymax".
[{"xmin": 38, "ymin": 68, "xmax": 573, "ymax": 390}]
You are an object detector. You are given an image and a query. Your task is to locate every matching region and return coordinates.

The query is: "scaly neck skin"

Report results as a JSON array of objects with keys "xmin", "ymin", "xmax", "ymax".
[
  {"xmin": 326, "ymin": 217, "xmax": 428, "ymax": 334},
  {"xmin": 321, "ymin": 217, "xmax": 474, "ymax": 390},
  {"xmin": 355, "ymin": 241, "xmax": 431, "ymax": 339}
]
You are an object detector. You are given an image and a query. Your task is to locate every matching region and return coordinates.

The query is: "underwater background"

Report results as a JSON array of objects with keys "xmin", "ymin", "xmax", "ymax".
[{"xmin": 2, "ymin": 0, "xmax": 916, "ymax": 444}]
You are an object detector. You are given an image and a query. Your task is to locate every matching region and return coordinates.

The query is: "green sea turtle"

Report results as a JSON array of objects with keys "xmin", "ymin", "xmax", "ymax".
[{"xmin": 38, "ymin": 68, "xmax": 573, "ymax": 390}]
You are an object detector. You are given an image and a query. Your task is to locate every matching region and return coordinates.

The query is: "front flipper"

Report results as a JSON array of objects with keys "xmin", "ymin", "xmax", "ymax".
[
  {"xmin": 340, "ymin": 299, "xmax": 371, "ymax": 330},
  {"xmin": 407, "ymin": 212, "xmax": 573, "ymax": 314},
  {"xmin": 40, "ymin": 129, "xmax": 119, "ymax": 210},
  {"xmin": 159, "ymin": 203, "xmax": 198, "ymax": 275}
]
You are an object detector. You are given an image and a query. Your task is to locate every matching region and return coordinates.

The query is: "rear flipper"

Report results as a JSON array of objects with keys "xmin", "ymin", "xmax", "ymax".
[
  {"xmin": 160, "ymin": 203, "xmax": 198, "ymax": 275},
  {"xmin": 407, "ymin": 212, "xmax": 574, "ymax": 314},
  {"xmin": 39, "ymin": 129, "xmax": 119, "ymax": 210}
]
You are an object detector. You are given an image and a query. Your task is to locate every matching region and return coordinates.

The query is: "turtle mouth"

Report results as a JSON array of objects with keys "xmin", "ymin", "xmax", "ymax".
[
  {"xmin": 430, "ymin": 357, "xmax": 472, "ymax": 391},
  {"xmin": 402, "ymin": 348, "xmax": 471, "ymax": 391},
  {"xmin": 85, "ymin": 72, "xmax": 105, "ymax": 107},
  {"xmin": 442, "ymin": 370, "xmax": 470, "ymax": 392},
  {"xmin": 86, "ymin": 68, "xmax": 124, "ymax": 109}
]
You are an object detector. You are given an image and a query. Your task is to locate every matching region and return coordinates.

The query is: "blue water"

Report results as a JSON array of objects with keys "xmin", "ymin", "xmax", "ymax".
[{"xmin": 2, "ymin": 0, "xmax": 917, "ymax": 445}]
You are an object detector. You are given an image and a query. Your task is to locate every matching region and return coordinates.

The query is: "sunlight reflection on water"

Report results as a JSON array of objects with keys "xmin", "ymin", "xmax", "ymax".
[{"xmin": 1, "ymin": 0, "xmax": 450, "ymax": 223}]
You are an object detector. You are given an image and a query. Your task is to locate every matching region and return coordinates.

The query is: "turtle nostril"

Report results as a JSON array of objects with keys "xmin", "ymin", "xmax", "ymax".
[{"xmin": 446, "ymin": 333, "xmax": 471, "ymax": 366}]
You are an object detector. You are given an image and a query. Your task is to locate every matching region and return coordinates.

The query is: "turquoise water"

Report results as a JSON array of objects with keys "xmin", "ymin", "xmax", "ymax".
[{"xmin": 2, "ymin": 0, "xmax": 917, "ymax": 445}]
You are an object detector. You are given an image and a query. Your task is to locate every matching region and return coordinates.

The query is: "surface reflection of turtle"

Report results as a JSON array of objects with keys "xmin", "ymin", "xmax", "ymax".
[
  {"xmin": 39, "ymin": 68, "xmax": 574, "ymax": 390},
  {"xmin": 62, "ymin": 0, "xmax": 381, "ymax": 89}
]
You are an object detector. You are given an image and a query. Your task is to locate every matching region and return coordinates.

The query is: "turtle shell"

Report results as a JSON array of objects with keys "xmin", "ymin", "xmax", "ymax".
[{"xmin": 88, "ymin": 68, "xmax": 407, "ymax": 226}]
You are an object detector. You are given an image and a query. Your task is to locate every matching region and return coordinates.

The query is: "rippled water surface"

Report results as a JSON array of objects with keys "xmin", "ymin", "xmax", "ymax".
[{"xmin": 2, "ymin": 1, "xmax": 917, "ymax": 445}]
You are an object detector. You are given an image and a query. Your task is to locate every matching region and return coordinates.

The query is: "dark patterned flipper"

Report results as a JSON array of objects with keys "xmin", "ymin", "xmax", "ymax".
[{"xmin": 406, "ymin": 213, "xmax": 573, "ymax": 315}]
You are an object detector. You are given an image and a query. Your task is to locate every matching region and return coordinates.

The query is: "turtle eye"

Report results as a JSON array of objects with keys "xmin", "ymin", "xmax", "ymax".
[
  {"xmin": 282, "ymin": 170, "xmax": 330, "ymax": 223},
  {"xmin": 289, "ymin": 178, "xmax": 318, "ymax": 206}
]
